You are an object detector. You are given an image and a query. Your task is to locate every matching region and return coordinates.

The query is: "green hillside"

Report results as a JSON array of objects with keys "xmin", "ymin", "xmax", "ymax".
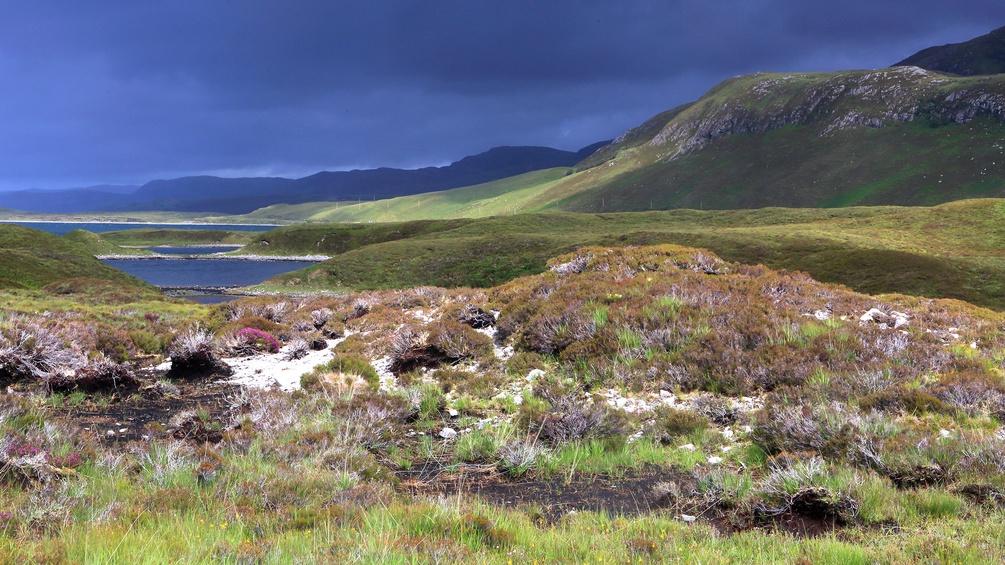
[
  {"xmin": 252, "ymin": 199, "xmax": 1005, "ymax": 310},
  {"xmin": 535, "ymin": 68, "xmax": 1005, "ymax": 212},
  {"xmin": 97, "ymin": 228, "xmax": 254, "ymax": 247},
  {"xmin": 0, "ymin": 225, "xmax": 157, "ymax": 290},
  {"xmin": 232, "ymin": 67, "xmax": 1005, "ymax": 223},
  {"xmin": 242, "ymin": 167, "xmax": 572, "ymax": 223}
]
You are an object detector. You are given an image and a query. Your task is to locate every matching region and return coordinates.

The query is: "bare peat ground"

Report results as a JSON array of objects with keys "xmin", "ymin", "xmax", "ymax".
[
  {"xmin": 46, "ymin": 369, "xmax": 237, "ymax": 445},
  {"xmin": 396, "ymin": 460, "xmax": 850, "ymax": 538},
  {"xmin": 38, "ymin": 370, "xmax": 853, "ymax": 540}
]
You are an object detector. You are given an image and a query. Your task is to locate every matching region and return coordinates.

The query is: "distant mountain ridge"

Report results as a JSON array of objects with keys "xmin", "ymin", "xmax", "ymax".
[
  {"xmin": 0, "ymin": 143, "xmax": 606, "ymax": 214},
  {"xmin": 895, "ymin": 25, "xmax": 1005, "ymax": 76}
]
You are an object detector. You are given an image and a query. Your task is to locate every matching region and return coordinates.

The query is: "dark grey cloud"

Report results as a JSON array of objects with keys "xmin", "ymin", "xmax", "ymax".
[{"xmin": 0, "ymin": 1, "xmax": 1003, "ymax": 191}]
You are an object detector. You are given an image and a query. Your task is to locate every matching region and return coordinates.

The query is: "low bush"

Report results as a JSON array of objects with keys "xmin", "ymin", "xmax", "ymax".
[
  {"xmin": 649, "ymin": 406, "xmax": 708, "ymax": 445},
  {"xmin": 0, "ymin": 321, "xmax": 80, "ymax": 385},
  {"xmin": 301, "ymin": 354, "xmax": 379, "ymax": 392},
  {"xmin": 45, "ymin": 357, "xmax": 139, "ymax": 393},
  {"xmin": 167, "ymin": 327, "xmax": 230, "ymax": 378}
]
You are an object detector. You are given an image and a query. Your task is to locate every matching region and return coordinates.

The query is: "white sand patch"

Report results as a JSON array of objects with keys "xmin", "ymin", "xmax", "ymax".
[
  {"xmin": 474, "ymin": 325, "xmax": 513, "ymax": 361},
  {"xmin": 372, "ymin": 356, "xmax": 398, "ymax": 392},
  {"xmin": 223, "ymin": 340, "xmax": 338, "ymax": 391}
]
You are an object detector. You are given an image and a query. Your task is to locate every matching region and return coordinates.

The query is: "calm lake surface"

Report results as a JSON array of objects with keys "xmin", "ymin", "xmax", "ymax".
[
  {"xmin": 6, "ymin": 221, "xmax": 278, "ymax": 235},
  {"xmin": 102, "ymin": 258, "xmax": 317, "ymax": 289}
]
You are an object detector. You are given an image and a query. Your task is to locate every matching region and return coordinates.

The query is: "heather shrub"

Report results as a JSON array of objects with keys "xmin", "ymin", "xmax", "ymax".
[
  {"xmin": 0, "ymin": 321, "xmax": 80, "ymax": 385},
  {"xmin": 751, "ymin": 401, "xmax": 862, "ymax": 458},
  {"xmin": 310, "ymin": 308, "xmax": 333, "ymax": 329},
  {"xmin": 302, "ymin": 355, "xmax": 379, "ymax": 392},
  {"xmin": 167, "ymin": 327, "xmax": 230, "ymax": 378},
  {"xmin": 648, "ymin": 406, "xmax": 708, "ymax": 445},
  {"xmin": 214, "ymin": 315, "xmax": 285, "ymax": 339},
  {"xmin": 333, "ymin": 334, "xmax": 367, "ymax": 356},
  {"xmin": 929, "ymin": 371, "xmax": 1005, "ymax": 417},
  {"xmin": 535, "ymin": 403, "xmax": 631, "ymax": 447},
  {"xmin": 505, "ymin": 351, "xmax": 546, "ymax": 376},
  {"xmin": 45, "ymin": 357, "xmax": 139, "ymax": 393},
  {"xmin": 858, "ymin": 386, "xmax": 949, "ymax": 415},
  {"xmin": 429, "ymin": 320, "xmax": 493, "ymax": 361},
  {"xmin": 496, "ymin": 438, "xmax": 548, "ymax": 477},
  {"xmin": 284, "ymin": 337, "xmax": 310, "ymax": 360},
  {"xmin": 750, "ymin": 456, "xmax": 860, "ymax": 522},
  {"xmin": 92, "ymin": 324, "xmax": 135, "ymax": 363},
  {"xmin": 223, "ymin": 327, "xmax": 281, "ymax": 356}
]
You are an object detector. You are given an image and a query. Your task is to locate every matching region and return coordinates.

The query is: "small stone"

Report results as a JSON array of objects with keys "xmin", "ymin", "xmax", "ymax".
[
  {"xmin": 448, "ymin": 408, "xmax": 459, "ymax": 418},
  {"xmin": 721, "ymin": 446, "xmax": 733, "ymax": 453},
  {"xmin": 526, "ymin": 368, "xmax": 545, "ymax": 382},
  {"xmin": 105, "ymin": 430, "xmax": 116, "ymax": 437},
  {"xmin": 707, "ymin": 456, "xmax": 723, "ymax": 465},
  {"xmin": 680, "ymin": 514, "xmax": 697, "ymax": 523},
  {"xmin": 439, "ymin": 427, "xmax": 457, "ymax": 440},
  {"xmin": 939, "ymin": 429, "xmax": 951, "ymax": 438},
  {"xmin": 118, "ymin": 428, "xmax": 128, "ymax": 433},
  {"xmin": 679, "ymin": 443, "xmax": 696, "ymax": 451}
]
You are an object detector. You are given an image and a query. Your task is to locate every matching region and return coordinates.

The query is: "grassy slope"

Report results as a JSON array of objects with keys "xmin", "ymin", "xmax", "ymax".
[
  {"xmin": 253, "ymin": 199, "xmax": 1005, "ymax": 310},
  {"xmin": 98, "ymin": 228, "xmax": 255, "ymax": 247},
  {"xmin": 0, "ymin": 226, "xmax": 157, "ymax": 290},
  {"xmin": 241, "ymin": 167, "xmax": 572, "ymax": 223},
  {"xmin": 229, "ymin": 71, "xmax": 1005, "ymax": 224},
  {"xmin": 523, "ymin": 70, "xmax": 1005, "ymax": 213}
]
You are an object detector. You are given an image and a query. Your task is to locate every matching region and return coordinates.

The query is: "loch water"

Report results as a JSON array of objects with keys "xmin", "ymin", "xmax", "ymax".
[
  {"xmin": 4, "ymin": 221, "xmax": 277, "ymax": 236},
  {"xmin": 101, "ymin": 258, "xmax": 317, "ymax": 290}
]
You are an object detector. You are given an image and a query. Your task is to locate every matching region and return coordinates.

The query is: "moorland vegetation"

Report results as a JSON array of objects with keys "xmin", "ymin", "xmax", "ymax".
[{"xmin": 2, "ymin": 240, "xmax": 1005, "ymax": 562}]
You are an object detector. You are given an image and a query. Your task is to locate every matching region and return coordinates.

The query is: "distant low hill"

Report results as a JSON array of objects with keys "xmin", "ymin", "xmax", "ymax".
[
  {"xmin": 0, "ymin": 144, "xmax": 606, "ymax": 215},
  {"xmin": 0, "ymin": 225, "xmax": 156, "ymax": 291},
  {"xmin": 240, "ymin": 199, "xmax": 1005, "ymax": 311},
  {"xmin": 895, "ymin": 25, "xmax": 1005, "ymax": 76}
]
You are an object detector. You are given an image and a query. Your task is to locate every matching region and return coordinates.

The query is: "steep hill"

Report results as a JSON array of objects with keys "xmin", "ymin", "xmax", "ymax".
[
  {"xmin": 529, "ymin": 67, "xmax": 1005, "ymax": 212},
  {"xmin": 895, "ymin": 25, "xmax": 1005, "ymax": 76}
]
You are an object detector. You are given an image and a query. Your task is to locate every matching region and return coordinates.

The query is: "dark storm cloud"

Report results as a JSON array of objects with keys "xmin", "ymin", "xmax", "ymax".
[{"xmin": 0, "ymin": 1, "xmax": 1003, "ymax": 190}]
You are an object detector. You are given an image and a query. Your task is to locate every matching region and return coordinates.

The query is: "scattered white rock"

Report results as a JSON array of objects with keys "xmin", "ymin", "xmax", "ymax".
[
  {"xmin": 447, "ymin": 409, "xmax": 459, "ymax": 418},
  {"xmin": 105, "ymin": 430, "xmax": 115, "ymax": 437},
  {"xmin": 680, "ymin": 514, "xmax": 697, "ymax": 523},
  {"xmin": 707, "ymin": 456, "xmax": 723, "ymax": 465},
  {"xmin": 438, "ymin": 428, "xmax": 457, "ymax": 440},
  {"xmin": 527, "ymin": 368, "xmax": 546, "ymax": 382},
  {"xmin": 118, "ymin": 428, "xmax": 128, "ymax": 433},
  {"xmin": 679, "ymin": 443, "xmax": 696, "ymax": 452},
  {"xmin": 225, "ymin": 339, "xmax": 340, "ymax": 391},
  {"xmin": 939, "ymin": 429, "xmax": 951, "ymax": 439}
]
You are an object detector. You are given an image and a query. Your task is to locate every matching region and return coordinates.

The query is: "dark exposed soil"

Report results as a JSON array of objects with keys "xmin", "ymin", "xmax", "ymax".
[
  {"xmin": 398, "ymin": 462, "xmax": 697, "ymax": 523},
  {"xmin": 49, "ymin": 370, "xmax": 237, "ymax": 444},
  {"xmin": 397, "ymin": 460, "xmax": 851, "ymax": 538}
]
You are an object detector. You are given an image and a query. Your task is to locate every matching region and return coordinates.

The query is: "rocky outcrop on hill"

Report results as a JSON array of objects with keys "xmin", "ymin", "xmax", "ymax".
[{"xmin": 638, "ymin": 66, "xmax": 1005, "ymax": 162}]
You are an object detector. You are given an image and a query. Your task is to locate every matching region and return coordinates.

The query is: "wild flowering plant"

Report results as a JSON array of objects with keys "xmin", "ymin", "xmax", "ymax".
[{"xmin": 234, "ymin": 328, "xmax": 280, "ymax": 353}]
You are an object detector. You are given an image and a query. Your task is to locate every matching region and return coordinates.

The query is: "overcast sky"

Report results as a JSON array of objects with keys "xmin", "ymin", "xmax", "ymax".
[{"xmin": 1, "ymin": 1, "xmax": 1003, "ymax": 191}]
